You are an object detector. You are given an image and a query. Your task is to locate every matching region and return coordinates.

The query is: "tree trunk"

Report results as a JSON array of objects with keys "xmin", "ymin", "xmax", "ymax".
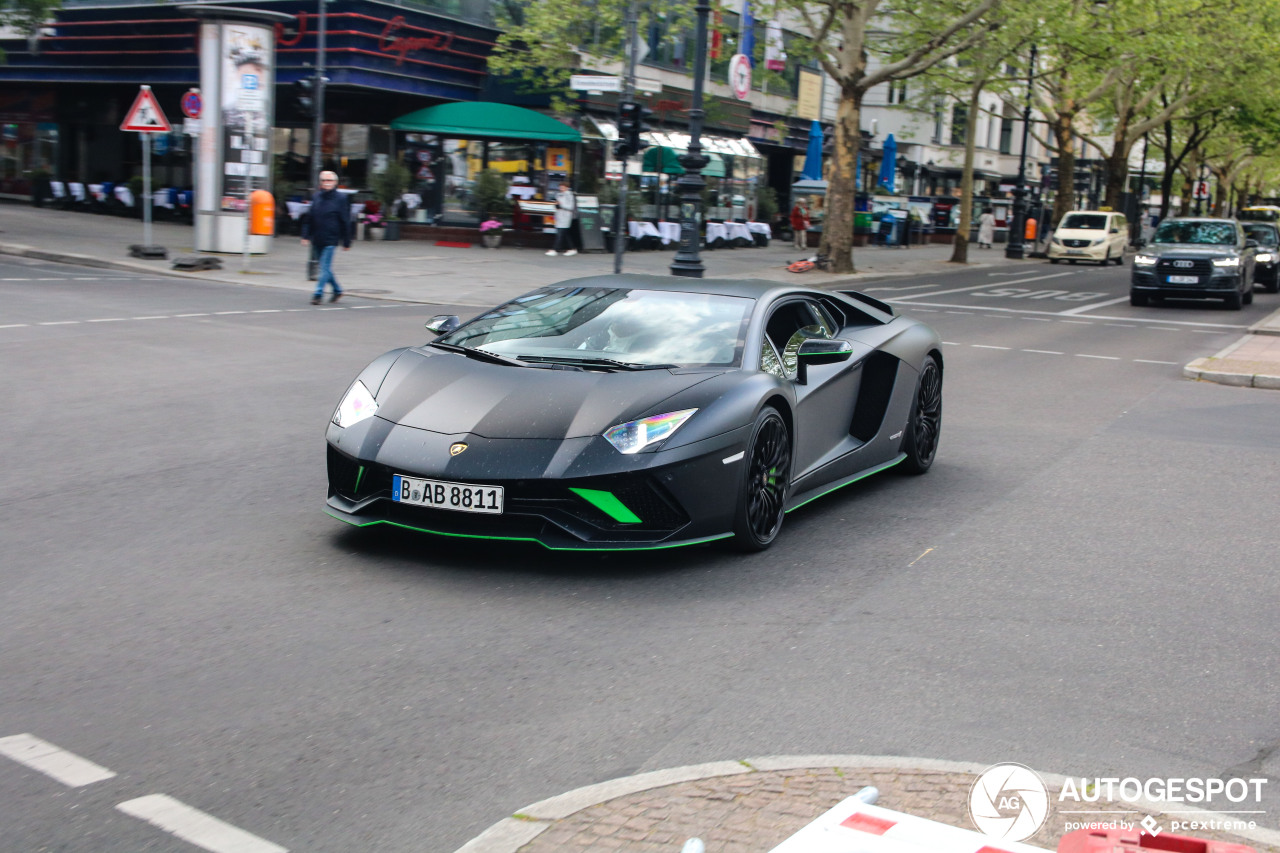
[
  {"xmin": 950, "ymin": 83, "xmax": 984, "ymax": 264},
  {"xmin": 1052, "ymin": 113, "xmax": 1077, "ymax": 225},
  {"xmin": 822, "ymin": 85, "xmax": 862, "ymax": 274},
  {"xmin": 1103, "ymin": 131, "xmax": 1130, "ymax": 211}
]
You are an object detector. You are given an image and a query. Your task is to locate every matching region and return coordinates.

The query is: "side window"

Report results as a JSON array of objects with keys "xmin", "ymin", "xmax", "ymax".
[{"xmin": 759, "ymin": 339, "xmax": 785, "ymax": 378}]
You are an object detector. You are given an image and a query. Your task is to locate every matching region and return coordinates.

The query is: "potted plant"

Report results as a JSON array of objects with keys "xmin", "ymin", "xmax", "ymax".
[
  {"xmin": 472, "ymin": 168, "xmax": 512, "ymax": 223},
  {"xmin": 372, "ymin": 161, "xmax": 411, "ymax": 241},
  {"xmin": 479, "ymin": 219, "xmax": 504, "ymax": 248}
]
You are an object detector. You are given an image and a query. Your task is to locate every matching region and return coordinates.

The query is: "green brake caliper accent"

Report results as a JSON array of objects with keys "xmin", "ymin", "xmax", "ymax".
[{"xmin": 569, "ymin": 487, "xmax": 643, "ymax": 524}]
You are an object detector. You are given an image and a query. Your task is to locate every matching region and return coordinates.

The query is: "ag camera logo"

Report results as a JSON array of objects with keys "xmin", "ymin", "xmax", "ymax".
[{"xmin": 969, "ymin": 763, "xmax": 1050, "ymax": 842}]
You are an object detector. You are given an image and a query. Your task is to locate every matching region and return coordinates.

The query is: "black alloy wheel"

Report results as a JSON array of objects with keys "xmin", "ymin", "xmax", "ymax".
[
  {"xmin": 732, "ymin": 407, "xmax": 791, "ymax": 551},
  {"xmin": 1267, "ymin": 275, "xmax": 1280, "ymax": 294},
  {"xmin": 1130, "ymin": 291, "xmax": 1149, "ymax": 307},
  {"xmin": 901, "ymin": 355, "xmax": 942, "ymax": 475},
  {"xmin": 1224, "ymin": 288, "xmax": 1243, "ymax": 310}
]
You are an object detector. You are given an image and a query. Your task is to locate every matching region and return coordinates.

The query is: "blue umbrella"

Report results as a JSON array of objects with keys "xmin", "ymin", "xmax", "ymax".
[
  {"xmin": 877, "ymin": 133, "xmax": 897, "ymax": 193},
  {"xmin": 800, "ymin": 120, "xmax": 824, "ymax": 181}
]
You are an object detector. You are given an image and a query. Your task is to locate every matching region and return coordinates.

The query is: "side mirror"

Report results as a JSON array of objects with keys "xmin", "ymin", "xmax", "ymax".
[
  {"xmin": 796, "ymin": 338, "xmax": 854, "ymax": 384},
  {"xmin": 425, "ymin": 314, "xmax": 461, "ymax": 335},
  {"xmin": 1135, "ymin": 238, "xmax": 1146, "ymax": 248},
  {"xmin": 1246, "ymin": 239, "xmax": 1259, "ymax": 249}
]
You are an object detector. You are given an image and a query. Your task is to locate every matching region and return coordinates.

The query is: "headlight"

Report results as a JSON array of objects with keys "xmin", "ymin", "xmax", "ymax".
[
  {"xmin": 1212, "ymin": 257, "xmax": 1240, "ymax": 267},
  {"xmin": 1256, "ymin": 253, "xmax": 1274, "ymax": 263},
  {"xmin": 603, "ymin": 409, "xmax": 697, "ymax": 454},
  {"xmin": 333, "ymin": 380, "xmax": 378, "ymax": 428},
  {"xmin": 1051, "ymin": 236, "xmax": 1062, "ymax": 245},
  {"xmin": 1134, "ymin": 254, "xmax": 1157, "ymax": 266},
  {"xmin": 1089, "ymin": 238, "xmax": 1104, "ymax": 246}
]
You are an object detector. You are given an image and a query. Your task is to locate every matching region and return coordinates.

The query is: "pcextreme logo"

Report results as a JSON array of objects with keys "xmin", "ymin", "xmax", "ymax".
[{"xmin": 968, "ymin": 763, "xmax": 1050, "ymax": 842}]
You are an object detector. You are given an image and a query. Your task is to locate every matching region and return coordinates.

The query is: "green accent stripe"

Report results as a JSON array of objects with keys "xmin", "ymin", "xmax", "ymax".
[
  {"xmin": 568, "ymin": 488, "xmax": 643, "ymax": 524},
  {"xmin": 353, "ymin": 466, "xmax": 365, "ymax": 493},
  {"xmin": 325, "ymin": 511, "xmax": 732, "ymax": 551},
  {"xmin": 785, "ymin": 454, "xmax": 906, "ymax": 513}
]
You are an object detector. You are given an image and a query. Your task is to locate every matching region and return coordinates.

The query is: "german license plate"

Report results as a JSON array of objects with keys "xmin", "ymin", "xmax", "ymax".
[
  {"xmin": 392, "ymin": 475, "xmax": 503, "ymax": 514},
  {"xmin": 1066, "ymin": 249, "xmax": 1086, "ymax": 255},
  {"xmin": 1167, "ymin": 275, "xmax": 1199, "ymax": 284}
]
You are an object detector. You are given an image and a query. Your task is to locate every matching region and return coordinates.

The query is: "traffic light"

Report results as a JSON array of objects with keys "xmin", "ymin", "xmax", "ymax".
[
  {"xmin": 616, "ymin": 100, "xmax": 652, "ymax": 159},
  {"xmin": 293, "ymin": 77, "xmax": 315, "ymax": 119}
]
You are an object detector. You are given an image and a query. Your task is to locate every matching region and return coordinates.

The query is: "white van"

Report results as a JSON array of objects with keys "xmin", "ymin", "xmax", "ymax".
[{"xmin": 1048, "ymin": 210, "xmax": 1129, "ymax": 265}]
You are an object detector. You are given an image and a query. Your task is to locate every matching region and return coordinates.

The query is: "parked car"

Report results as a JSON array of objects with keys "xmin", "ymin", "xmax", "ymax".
[
  {"xmin": 1239, "ymin": 220, "xmax": 1280, "ymax": 293},
  {"xmin": 1048, "ymin": 210, "xmax": 1129, "ymax": 265},
  {"xmin": 1130, "ymin": 217, "xmax": 1256, "ymax": 309}
]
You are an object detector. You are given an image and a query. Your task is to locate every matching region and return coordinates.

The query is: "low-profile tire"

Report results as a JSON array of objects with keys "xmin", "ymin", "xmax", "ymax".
[
  {"xmin": 731, "ymin": 406, "xmax": 791, "ymax": 552},
  {"xmin": 1130, "ymin": 291, "xmax": 1149, "ymax": 307},
  {"xmin": 1224, "ymin": 289, "xmax": 1243, "ymax": 310},
  {"xmin": 1101, "ymin": 249, "xmax": 1112, "ymax": 266},
  {"xmin": 1049, "ymin": 258, "xmax": 1061, "ymax": 264},
  {"xmin": 900, "ymin": 355, "xmax": 942, "ymax": 475},
  {"xmin": 1114, "ymin": 252, "xmax": 1125, "ymax": 266},
  {"xmin": 1266, "ymin": 276, "xmax": 1280, "ymax": 294}
]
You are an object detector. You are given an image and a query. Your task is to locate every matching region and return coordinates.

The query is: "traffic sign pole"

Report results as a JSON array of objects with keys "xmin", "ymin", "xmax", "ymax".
[
  {"xmin": 119, "ymin": 85, "xmax": 172, "ymax": 259},
  {"xmin": 143, "ymin": 134, "xmax": 152, "ymax": 248}
]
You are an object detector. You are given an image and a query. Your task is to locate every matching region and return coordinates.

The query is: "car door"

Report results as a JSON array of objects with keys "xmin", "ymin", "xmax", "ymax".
[{"xmin": 760, "ymin": 297, "xmax": 864, "ymax": 480}]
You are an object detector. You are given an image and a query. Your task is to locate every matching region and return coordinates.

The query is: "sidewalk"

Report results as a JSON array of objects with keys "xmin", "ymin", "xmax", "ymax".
[
  {"xmin": 5, "ymin": 200, "xmax": 1280, "ymax": 388},
  {"xmin": 0, "ymin": 202, "xmax": 1022, "ymax": 307},
  {"xmin": 456, "ymin": 755, "xmax": 1280, "ymax": 853}
]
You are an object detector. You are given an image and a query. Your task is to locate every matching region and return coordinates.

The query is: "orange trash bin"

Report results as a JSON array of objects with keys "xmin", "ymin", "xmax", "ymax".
[
  {"xmin": 1025, "ymin": 217, "xmax": 1037, "ymax": 241},
  {"xmin": 249, "ymin": 189, "xmax": 275, "ymax": 236}
]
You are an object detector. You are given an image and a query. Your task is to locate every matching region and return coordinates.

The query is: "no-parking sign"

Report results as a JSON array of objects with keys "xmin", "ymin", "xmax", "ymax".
[{"xmin": 729, "ymin": 53, "xmax": 752, "ymax": 100}]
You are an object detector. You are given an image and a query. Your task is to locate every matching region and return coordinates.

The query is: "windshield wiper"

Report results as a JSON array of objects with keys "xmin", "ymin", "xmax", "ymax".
[
  {"xmin": 429, "ymin": 342, "xmax": 528, "ymax": 367},
  {"xmin": 517, "ymin": 355, "xmax": 679, "ymax": 371}
]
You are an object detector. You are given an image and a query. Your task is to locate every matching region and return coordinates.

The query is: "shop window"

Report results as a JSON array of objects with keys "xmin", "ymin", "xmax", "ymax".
[
  {"xmin": 999, "ymin": 105, "xmax": 1014, "ymax": 155},
  {"xmin": 950, "ymin": 105, "xmax": 967, "ymax": 146}
]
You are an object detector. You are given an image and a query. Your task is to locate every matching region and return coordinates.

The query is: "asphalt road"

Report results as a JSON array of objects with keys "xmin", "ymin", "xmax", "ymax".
[{"xmin": 2, "ymin": 254, "xmax": 1278, "ymax": 852}]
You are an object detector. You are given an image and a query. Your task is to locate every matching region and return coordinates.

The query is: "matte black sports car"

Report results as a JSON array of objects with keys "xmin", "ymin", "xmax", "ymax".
[{"xmin": 325, "ymin": 275, "xmax": 942, "ymax": 551}]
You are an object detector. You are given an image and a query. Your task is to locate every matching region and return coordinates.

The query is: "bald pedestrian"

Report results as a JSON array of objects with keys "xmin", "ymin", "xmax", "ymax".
[{"xmin": 301, "ymin": 170, "xmax": 351, "ymax": 305}]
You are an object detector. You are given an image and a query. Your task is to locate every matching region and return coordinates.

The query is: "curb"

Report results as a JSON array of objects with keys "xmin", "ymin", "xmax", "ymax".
[
  {"xmin": 453, "ymin": 755, "xmax": 1280, "ymax": 853},
  {"xmin": 1183, "ymin": 306, "xmax": 1280, "ymax": 389}
]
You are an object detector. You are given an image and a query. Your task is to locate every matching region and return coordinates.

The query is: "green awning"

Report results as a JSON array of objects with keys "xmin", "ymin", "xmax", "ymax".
[
  {"xmin": 641, "ymin": 146, "xmax": 725, "ymax": 177},
  {"xmin": 390, "ymin": 102, "xmax": 581, "ymax": 142}
]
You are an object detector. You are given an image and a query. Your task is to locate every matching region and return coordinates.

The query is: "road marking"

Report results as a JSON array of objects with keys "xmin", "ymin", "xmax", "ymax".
[
  {"xmin": 132, "ymin": 316, "xmax": 167, "ymax": 320},
  {"xmin": 2, "ymin": 277, "xmax": 32, "ymax": 281},
  {"xmin": 214, "ymin": 311, "xmax": 246, "ymax": 315},
  {"xmin": 175, "ymin": 313, "xmax": 210, "ymax": 318},
  {"xmin": 37, "ymin": 277, "xmax": 63, "ymax": 280},
  {"xmin": 864, "ymin": 283, "xmax": 938, "ymax": 292},
  {"xmin": 117, "ymin": 795, "xmax": 288, "ymax": 853},
  {"xmin": 1023, "ymin": 349, "xmax": 1064, "ymax": 355},
  {"xmin": 983, "ymin": 314, "xmax": 1014, "ymax": 319},
  {"xmin": 972, "ymin": 344, "xmax": 1010, "ymax": 350},
  {"xmin": 0, "ymin": 734, "xmax": 116, "ymax": 787},
  {"xmin": 1060, "ymin": 320, "xmax": 1093, "ymax": 325},
  {"xmin": 1150, "ymin": 327, "xmax": 1180, "ymax": 332},
  {"xmin": 1135, "ymin": 359, "xmax": 1178, "ymax": 365},
  {"xmin": 945, "ymin": 310, "xmax": 972, "ymax": 315},
  {"xmin": 1057, "ymin": 295, "xmax": 1130, "ymax": 315},
  {"xmin": 1076, "ymin": 353, "xmax": 1120, "ymax": 360},
  {"xmin": 251, "ymin": 309, "xmax": 281, "ymax": 313},
  {"xmin": 0, "ymin": 323, "xmax": 29, "ymax": 328},
  {"xmin": 87, "ymin": 318, "xmax": 126, "ymax": 322},
  {"xmin": 941, "ymin": 341, "xmax": 962, "ymax": 346},
  {"xmin": 888, "ymin": 271, "xmax": 1076, "ymax": 301},
  {"xmin": 1104, "ymin": 323, "xmax": 1136, "ymax": 328},
  {"xmin": 1021, "ymin": 317, "xmax": 1053, "ymax": 322},
  {"xmin": 38, "ymin": 320, "xmax": 80, "ymax": 325}
]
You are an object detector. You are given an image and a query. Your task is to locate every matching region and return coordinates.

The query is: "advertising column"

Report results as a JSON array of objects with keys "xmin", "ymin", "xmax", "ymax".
[{"xmin": 191, "ymin": 8, "xmax": 289, "ymax": 253}]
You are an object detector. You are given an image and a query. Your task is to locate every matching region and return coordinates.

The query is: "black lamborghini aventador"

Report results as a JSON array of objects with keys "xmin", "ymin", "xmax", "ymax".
[{"xmin": 325, "ymin": 274, "xmax": 942, "ymax": 551}]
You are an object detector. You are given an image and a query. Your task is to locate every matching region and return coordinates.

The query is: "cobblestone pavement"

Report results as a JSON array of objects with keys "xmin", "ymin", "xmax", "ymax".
[{"xmin": 501, "ymin": 764, "xmax": 1280, "ymax": 853}]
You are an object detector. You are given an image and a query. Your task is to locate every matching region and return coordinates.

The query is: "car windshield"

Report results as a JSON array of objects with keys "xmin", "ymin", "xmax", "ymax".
[
  {"xmin": 1152, "ymin": 221, "xmax": 1237, "ymax": 245},
  {"xmin": 1061, "ymin": 214, "xmax": 1107, "ymax": 230},
  {"xmin": 437, "ymin": 286, "xmax": 753, "ymax": 368},
  {"xmin": 1241, "ymin": 223, "xmax": 1280, "ymax": 248}
]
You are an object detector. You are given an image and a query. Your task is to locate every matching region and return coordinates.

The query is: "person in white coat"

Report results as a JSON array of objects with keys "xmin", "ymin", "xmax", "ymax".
[
  {"xmin": 547, "ymin": 181, "xmax": 579, "ymax": 256},
  {"xmin": 977, "ymin": 207, "xmax": 996, "ymax": 249}
]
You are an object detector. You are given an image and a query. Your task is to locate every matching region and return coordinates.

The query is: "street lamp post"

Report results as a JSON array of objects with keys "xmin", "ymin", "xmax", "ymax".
[
  {"xmin": 670, "ymin": 0, "xmax": 711, "ymax": 278},
  {"xmin": 306, "ymin": 0, "xmax": 326, "ymax": 279},
  {"xmin": 1195, "ymin": 162, "xmax": 1208, "ymax": 216},
  {"xmin": 1005, "ymin": 44, "xmax": 1037, "ymax": 260}
]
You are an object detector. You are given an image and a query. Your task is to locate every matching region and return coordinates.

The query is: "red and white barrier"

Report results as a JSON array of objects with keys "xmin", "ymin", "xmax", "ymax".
[{"xmin": 768, "ymin": 797, "xmax": 1052, "ymax": 853}]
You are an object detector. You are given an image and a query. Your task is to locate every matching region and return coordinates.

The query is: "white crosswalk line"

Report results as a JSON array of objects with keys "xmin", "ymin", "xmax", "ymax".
[
  {"xmin": 0, "ymin": 733, "xmax": 116, "ymax": 787},
  {"xmin": 117, "ymin": 795, "xmax": 288, "ymax": 853}
]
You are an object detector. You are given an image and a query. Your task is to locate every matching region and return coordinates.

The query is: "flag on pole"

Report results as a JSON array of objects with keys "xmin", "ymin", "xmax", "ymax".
[{"xmin": 741, "ymin": 0, "xmax": 756, "ymax": 67}]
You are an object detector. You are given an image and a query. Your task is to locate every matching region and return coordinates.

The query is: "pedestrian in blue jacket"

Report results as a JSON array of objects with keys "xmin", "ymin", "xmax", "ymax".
[{"xmin": 301, "ymin": 171, "xmax": 351, "ymax": 304}]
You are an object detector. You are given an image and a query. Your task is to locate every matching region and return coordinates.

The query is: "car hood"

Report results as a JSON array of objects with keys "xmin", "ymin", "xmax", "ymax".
[
  {"xmin": 1143, "ymin": 243, "xmax": 1240, "ymax": 257},
  {"xmin": 1054, "ymin": 228, "xmax": 1109, "ymax": 240},
  {"xmin": 373, "ymin": 348, "xmax": 723, "ymax": 439}
]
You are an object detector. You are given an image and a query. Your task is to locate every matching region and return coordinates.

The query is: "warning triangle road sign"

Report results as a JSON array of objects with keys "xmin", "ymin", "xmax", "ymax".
[{"xmin": 120, "ymin": 85, "xmax": 172, "ymax": 133}]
